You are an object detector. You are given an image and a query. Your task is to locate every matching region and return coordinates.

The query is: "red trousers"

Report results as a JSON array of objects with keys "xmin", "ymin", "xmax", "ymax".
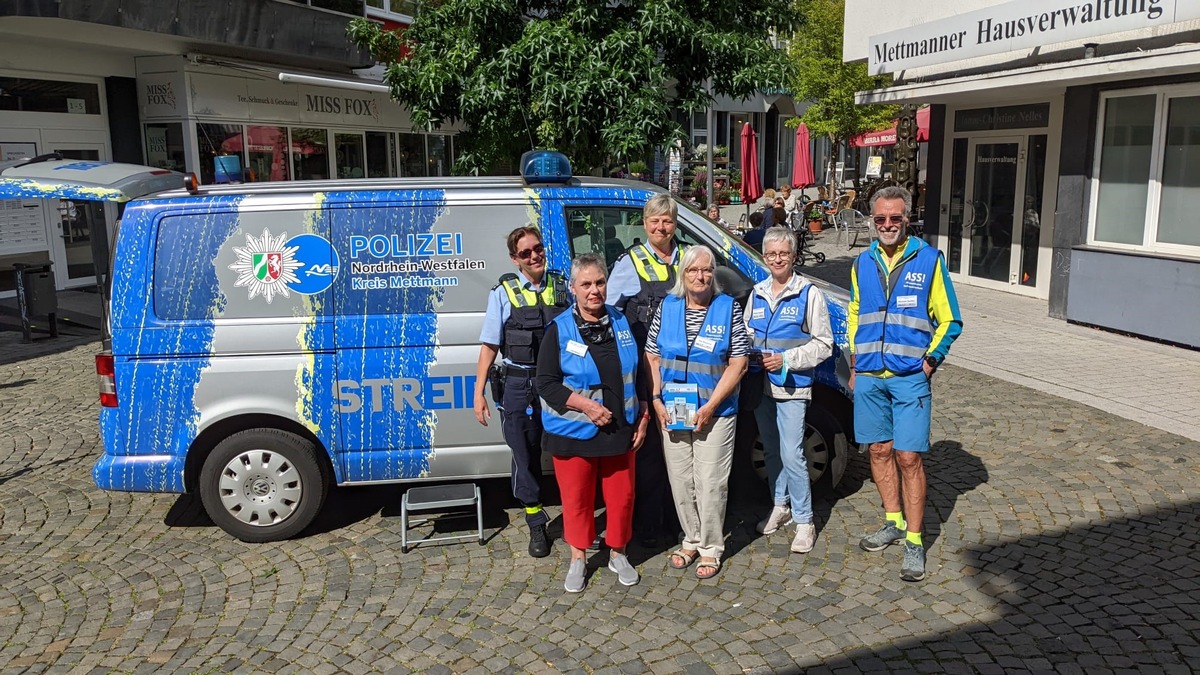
[{"xmin": 552, "ymin": 452, "xmax": 636, "ymax": 551}]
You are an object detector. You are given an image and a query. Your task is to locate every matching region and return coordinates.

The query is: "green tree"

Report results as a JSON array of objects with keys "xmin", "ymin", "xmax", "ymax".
[
  {"xmin": 349, "ymin": 1, "xmax": 801, "ymax": 174},
  {"xmin": 786, "ymin": 0, "xmax": 897, "ymax": 192}
]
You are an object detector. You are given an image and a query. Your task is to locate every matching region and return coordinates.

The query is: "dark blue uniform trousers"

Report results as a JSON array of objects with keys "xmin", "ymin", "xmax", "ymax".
[{"xmin": 500, "ymin": 371, "xmax": 549, "ymax": 527}]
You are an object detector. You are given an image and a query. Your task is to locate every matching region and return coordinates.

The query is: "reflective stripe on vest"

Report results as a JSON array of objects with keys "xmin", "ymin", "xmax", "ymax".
[
  {"xmin": 499, "ymin": 272, "xmax": 568, "ymax": 366},
  {"xmin": 500, "ymin": 275, "xmax": 560, "ymax": 308},
  {"xmin": 746, "ymin": 284, "xmax": 814, "ymax": 388},
  {"xmin": 540, "ymin": 308, "xmax": 640, "ymax": 440},
  {"xmin": 853, "ymin": 245, "xmax": 940, "ymax": 375},
  {"xmin": 655, "ymin": 293, "xmax": 738, "ymax": 417}
]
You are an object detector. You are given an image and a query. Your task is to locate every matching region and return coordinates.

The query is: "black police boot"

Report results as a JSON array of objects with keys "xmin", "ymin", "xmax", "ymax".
[{"xmin": 528, "ymin": 523, "xmax": 551, "ymax": 558}]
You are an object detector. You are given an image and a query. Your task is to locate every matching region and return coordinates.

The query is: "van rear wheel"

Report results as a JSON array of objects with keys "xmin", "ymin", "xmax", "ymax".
[
  {"xmin": 199, "ymin": 429, "xmax": 327, "ymax": 542},
  {"xmin": 750, "ymin": 404, "xmax": 843, "ymax": 488}
]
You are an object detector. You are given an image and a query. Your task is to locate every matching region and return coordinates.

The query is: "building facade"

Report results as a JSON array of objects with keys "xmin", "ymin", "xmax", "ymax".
[
  {"xmin": 0, "ymin": 0, "xmax": 442, "ymax": 293},
  {"xmin": 845, "ymin": 0, "xmax": 1200, "ymax": 348}
]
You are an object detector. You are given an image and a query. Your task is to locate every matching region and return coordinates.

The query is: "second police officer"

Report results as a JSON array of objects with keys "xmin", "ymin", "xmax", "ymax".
[
  {"xmin": 607, "ymin": 194, "xmax": 687, "ymax": 547},
  {"xmin": 473, "ymin": 225, "xmax": 570, "ymax": 558}
]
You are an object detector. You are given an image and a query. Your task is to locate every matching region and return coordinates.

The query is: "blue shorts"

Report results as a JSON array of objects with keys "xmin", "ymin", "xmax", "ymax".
[{"xmin": 853, "ymin": 371, "xmax": 932, "ymax": 453}]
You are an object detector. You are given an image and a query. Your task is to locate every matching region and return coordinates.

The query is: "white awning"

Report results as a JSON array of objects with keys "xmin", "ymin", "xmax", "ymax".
[
  {"xmin": 856, "ymin": 42, "xmax": 1200, "ymax": 104},
  {"xmin": 278, "ymin": 71, "xmax": 389, "ymax": 93}
]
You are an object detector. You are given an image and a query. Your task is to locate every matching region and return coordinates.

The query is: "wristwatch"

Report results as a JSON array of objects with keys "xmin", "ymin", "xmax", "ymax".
[{"xmin": 924, "ymin": 355, "xmax": 941, "ymax": 372}]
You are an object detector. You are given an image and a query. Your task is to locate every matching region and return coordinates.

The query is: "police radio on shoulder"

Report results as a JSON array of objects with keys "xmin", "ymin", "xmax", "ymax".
[{"xmin": 521, "ymin": 150, "xmax": 572, "ymax": 184}]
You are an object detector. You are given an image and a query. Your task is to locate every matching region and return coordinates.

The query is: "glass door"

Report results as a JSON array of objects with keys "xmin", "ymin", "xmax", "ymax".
[
  {"xmin": 44, "ymin": 140, "xmax": 113, "ymax": 287},
  {"xmin": 961, "ymin": 137, "xmax": 1026, "ymax": 286}
]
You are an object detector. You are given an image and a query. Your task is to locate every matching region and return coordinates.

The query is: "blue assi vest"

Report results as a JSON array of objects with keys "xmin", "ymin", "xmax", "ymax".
[
  {"xmin": 656, "ymin": 293, "xmax": 739, "ymax": 418},
  {"xmin": 746, "ymin": 284, "xmax": 814, "ymax": 389},
  {"xmin": 854, "ymin": 244, "xmax": 940, "ymax": 375},
  {"xmin": 540, "ymin": 307, "xmax": 640, "ymax": 440}
]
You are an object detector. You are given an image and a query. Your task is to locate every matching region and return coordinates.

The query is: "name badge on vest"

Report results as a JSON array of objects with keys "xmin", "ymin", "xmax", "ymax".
[
  {"xmin": 565, "ymin": 340, "xmax": 589, "ymax": 357},
  {"xmin": 751, "ymin": 307, "xmax": 765, "ymax": 320},
  {"xmin": 693, "ymin": 336, "xmax": 717, "ymax": 353},
  {"xmin": 896, "ymin": 295, "xmax": 919, "ymax": 309}
]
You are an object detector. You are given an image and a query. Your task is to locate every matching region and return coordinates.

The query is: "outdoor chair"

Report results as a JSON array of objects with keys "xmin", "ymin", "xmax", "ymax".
[{"xmin": 836, "ymin": 208, "xmax": 874, "ymax": 249}]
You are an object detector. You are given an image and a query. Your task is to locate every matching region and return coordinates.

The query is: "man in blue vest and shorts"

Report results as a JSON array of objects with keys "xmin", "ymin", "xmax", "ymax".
[{"xmin": 848, "ymin": 186, "xmax": 963, "ymax": 582}]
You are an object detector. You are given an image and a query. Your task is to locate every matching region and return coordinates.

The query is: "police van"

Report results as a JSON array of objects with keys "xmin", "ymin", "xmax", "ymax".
[{"xmin": 0, "ymin": 152, "xmax": 855, "ymax": 542}]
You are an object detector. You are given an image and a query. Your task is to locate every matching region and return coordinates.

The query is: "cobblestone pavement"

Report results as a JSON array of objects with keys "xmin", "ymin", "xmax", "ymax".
[{"xmin": 2, "ymin": 321, "xmax": 1200, "ymax": 673}]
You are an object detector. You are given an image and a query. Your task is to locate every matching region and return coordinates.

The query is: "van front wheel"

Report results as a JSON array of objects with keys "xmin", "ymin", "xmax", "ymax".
[{"xmin": 199, "ymin": 429, "xmax": 327, "ymax": 542}]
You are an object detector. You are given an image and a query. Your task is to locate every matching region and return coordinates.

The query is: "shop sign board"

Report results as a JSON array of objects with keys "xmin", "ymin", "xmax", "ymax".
[
  {"xmin": 954, "ymin": 103, "xmax": 1051, "ymax": 131},
  {"xmin": 187, "ymin": 73, "xmax": 405, "ymax": 127},
  {"xmin": 869, "ymin": 0, "xmax": 1200, "ymax": 75}
]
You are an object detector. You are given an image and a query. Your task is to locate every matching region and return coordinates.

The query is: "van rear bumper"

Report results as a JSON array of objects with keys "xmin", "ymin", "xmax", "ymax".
[{"xmin": 92, "ymin": 453, "xmax": 186, "ymax": 493}]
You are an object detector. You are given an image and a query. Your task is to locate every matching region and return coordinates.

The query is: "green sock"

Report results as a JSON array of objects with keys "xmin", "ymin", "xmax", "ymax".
[
  {"xmin": 906, "ymin": 531, "xmax": 923, "ymax": 547},
  {"xmin": 885, "ymin": 511, "xmax": 906, "ymax": 530}
]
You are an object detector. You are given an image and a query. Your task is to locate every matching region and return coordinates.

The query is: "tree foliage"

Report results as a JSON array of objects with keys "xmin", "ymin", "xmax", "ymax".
[
  {"xmin": 349, "ymin": 1, "xmax": 801, "ymax": 174},
  {"xmin": 786, "ymin": 0, "xmax": 897, "ymax": 188}
]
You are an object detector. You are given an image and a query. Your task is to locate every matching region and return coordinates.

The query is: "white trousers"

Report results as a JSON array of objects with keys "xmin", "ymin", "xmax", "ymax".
[{"xmin": 661, "ymin": 415, "xmax": 736, "ymax": 559}]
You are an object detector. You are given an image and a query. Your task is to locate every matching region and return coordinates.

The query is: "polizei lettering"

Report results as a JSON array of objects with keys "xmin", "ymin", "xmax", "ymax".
[{"xmin": 349, "ymin": 233, "xmax": 464, "ymax": 259}]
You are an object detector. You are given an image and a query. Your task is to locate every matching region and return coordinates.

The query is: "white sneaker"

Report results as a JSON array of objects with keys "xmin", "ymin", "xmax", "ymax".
[
  {"xmin": 791, "ymin": 523, "xmax": 816, "ymax": 553},
  {"xmin": 756, "ymin": 505, "xmax": 793, "ymax": 535}
]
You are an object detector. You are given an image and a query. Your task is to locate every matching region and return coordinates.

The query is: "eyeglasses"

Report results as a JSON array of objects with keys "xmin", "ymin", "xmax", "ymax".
[
  {"xmin": 515, "ymin": 244, "xmax": 545, "ymax": 260},
  {"xmin": 763, "ymin": 252, "xmax": 793, "ymax": 261},
  {"xmin": 685, "ymin": 267, "xmax": 715, "ymax": 277},
  {"xmin": 873, "ymin": 215, "xmax": 906, "ymax": 226}
]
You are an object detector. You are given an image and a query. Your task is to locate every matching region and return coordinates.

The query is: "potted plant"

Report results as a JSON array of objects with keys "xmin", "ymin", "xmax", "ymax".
[
  {"xmin": 805, "ymin": 201, "xmax": 825, "ymax": 233},
  {"xmin": 628, "ymin": 160, "xmax": 649, "ymax": 181},
  {"xmin": 714, "ymin": 145, "xmax": 729, "ymax": 162}
]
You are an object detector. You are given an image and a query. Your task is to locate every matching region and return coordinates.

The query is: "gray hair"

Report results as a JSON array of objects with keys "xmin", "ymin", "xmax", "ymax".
[
  {"xmin": 570, "ymin": 252, "xmax": 607, "ymax": 281},
  {"xmin": 669, "ymin": 245, "xmax": 723, "ymax": 297},
  {"xmin": 643, "ymin": 193, "xmax": 678, "ymax": 221},
  {"xmin": 761, "ymin": 226, "xmax": 797, "ymax": 255},
  {"xmin": 869, "ymin": 185, "xmax": 912, "ymax": 215}
]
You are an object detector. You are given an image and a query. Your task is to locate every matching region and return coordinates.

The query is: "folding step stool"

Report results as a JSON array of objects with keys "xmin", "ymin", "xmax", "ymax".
[{"xmin": 400, "ymin": 483, "xmax": 484, "ymax": 553}]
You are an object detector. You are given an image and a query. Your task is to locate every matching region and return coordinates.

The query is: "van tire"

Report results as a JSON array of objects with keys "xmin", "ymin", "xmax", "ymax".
[
  {"xmin": 199, "ymin": 429, "xmax": 327, "ymax": 543},
  {"xmin": 749, "ymin": 404, "xmax": 845, "ymax": 490}
]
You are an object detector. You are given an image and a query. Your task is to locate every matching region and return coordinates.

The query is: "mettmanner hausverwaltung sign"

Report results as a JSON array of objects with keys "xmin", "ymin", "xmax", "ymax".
[{"xmin": 869, "ymin": 0, "xmax": 1200, "ymax": 75}]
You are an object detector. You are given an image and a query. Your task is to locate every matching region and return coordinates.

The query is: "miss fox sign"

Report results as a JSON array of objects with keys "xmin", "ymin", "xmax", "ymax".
[{"xmin": 869, "ymin": 0, "xmax": 1200, "ymax": 75}]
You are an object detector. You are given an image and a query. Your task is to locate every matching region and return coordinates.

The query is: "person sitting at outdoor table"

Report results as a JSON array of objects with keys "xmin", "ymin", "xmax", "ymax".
[
  {"xmin": 537, "ymin": 253, "xmax": 651, "ymax": 593},
  {"xmin": 706, "ymin": 204, "xmax": 731, "ymax": 230},
  {"xmin": 771, "ymin": 197, "xmax": 789, "ymax": 231},
  {"xmin": 645, "ymin": 245, "xmax": 749, "ymax": 581},
  {"xmin": 742, "ymin": 211, "xmax": 767, "ymax": 252},
  {"xmin": 780, "ymin": 185, "xmax": 800, "ymax": 220},
  {"xmin": 744, "ymin": 227, "xmax": 834, "ymax": 553}
]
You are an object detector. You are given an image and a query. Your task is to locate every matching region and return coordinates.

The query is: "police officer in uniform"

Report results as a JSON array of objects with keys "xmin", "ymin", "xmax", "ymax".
[
  {"xmin": 608, "ymin": 193, "xmax": 687, "ymax": 546},
  {"xmin": 474, "ymin": 225, "xmax": 570, "ymax": 557}
]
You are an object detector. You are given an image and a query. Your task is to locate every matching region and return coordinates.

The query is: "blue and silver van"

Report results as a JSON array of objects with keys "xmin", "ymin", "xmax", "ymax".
[{"xmin": 0, "ymin": 152, "xmax": 855, "ymax": 542}]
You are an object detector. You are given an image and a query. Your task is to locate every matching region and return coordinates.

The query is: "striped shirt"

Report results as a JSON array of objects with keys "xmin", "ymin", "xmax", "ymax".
[{"xmin": 645, "ymin": 299, "xmax": 750, "ymax": 357}]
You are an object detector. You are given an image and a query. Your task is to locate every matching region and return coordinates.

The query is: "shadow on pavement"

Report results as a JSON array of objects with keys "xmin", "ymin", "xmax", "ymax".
[{"xmin": 812, "ymin": 499, "xmax": 1200, "ymax": 672}]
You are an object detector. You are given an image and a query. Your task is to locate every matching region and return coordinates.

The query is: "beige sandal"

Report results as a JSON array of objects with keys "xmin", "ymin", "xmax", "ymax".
[
  {"xmin": 695, "ymin": 558, "xmax": 721, "ymax": 579},
  {"xmin": 668, "ymin": 549, "xmax": 699, "ymax": 569}
]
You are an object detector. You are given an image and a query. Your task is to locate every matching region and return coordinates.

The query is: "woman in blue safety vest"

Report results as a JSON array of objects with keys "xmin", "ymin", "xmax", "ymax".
[
  {"xmin": 536, "ymin": 253, "xmax": 650, "ymax": 593},
  {"xmin": 744, "ymin": 227, "xmax": 834, "ymax": 555},
  {"xmin": 645, "ymin": 245, "xmax": 750, "ymax": 580}
]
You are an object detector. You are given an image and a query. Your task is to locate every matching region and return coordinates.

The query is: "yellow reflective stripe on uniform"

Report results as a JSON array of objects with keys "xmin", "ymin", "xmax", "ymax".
[
  {"xmin": 501, "ymin": 276, "xmax": 558, "ymax": 307},
  {"xmin": 629, "ymin": 245, "xmax": 670, "ymax": 282}
]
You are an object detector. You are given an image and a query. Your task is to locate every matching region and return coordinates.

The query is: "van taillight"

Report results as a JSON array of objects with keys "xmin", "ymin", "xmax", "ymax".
[{"xmin": 96, "ymin": 353, "xmax": 117, "ymax": 407}]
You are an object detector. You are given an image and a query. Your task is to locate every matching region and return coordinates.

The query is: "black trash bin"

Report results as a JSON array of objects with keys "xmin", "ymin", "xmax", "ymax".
[{"xmin": 12, "ymin": 262, "xmax": 58, "ymax": 343}]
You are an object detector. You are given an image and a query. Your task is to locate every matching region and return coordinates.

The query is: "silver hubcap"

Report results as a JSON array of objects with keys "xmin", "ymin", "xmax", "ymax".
[
  {"xmin": 218, "ymin": 449, "xmax": 303, "ymax": 526},
  {"xmin": 752, "ymin": 423, "xmax": 830, "ymax": 483}
]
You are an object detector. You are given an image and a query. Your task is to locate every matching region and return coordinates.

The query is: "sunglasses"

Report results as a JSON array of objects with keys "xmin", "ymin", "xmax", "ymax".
[
  {"xmin": 515, "ymin": 244, "xmax": 545, "ymax": 260},
  {"xmin": 872, "ymin": 215, "xmax": 906, "ymax": 226}
]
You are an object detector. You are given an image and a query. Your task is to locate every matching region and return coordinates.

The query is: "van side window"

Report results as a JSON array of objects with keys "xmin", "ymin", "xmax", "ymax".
[
  {"xmin": 566, "ymin": 207, "xmax": 645, "ymax": 268},
  {"xmin": 154, "ymin": 210, "xmax": 331, "ymax": 320}
]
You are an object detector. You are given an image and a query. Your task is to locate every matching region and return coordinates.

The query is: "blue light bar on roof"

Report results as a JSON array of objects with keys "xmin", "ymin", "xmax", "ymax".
[{"xmin": 520, "ymin": 150, "xmax": 572, "ymax": 184}]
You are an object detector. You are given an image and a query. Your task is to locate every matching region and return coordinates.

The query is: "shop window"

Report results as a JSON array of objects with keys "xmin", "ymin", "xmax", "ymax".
[
  {"xmin": 398, "ymin": 133, "xmax": 426, "ymax": 177},
  {"xmin": 366, "ymin": 131, "xmax": 394, "ymax": 178},
  {"xmin": 1157, "ymin": 96, "xmax": 1200, "ymax": 247},
  {"xmin": 426, "ymin": 135, "xmax": 450, "ymax": 176},
  {"xmin": 144, "ymin": 124, "xmax": 186, "ymax": 172},
  {"xmin": 0, "ymin": 77, "xmax": 101, "ymax": 114},
  {"xmin": 197, "ymin": 123, "xmax": 246, "ymax": 184},
  {"xmin": 335, "ymin": 132, "xmax": 366, "ymax": 178},
  {"xmin": 1091, "ymin": 88, "xmax": 1200, "ymax": 255},
  {"xmin": 291, "ymin": 128, "xmax": 330, "ymax": 181},
  {"xmin": 244, "ymin": 125, "xmax": 290, "ymax": 182}
]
